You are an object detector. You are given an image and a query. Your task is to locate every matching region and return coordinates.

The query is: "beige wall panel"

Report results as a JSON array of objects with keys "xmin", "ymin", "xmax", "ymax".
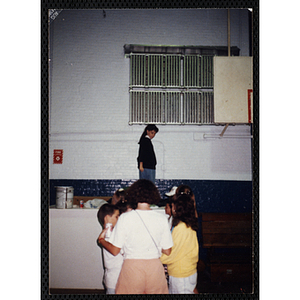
[{"xmin": 214, "ymin": 57, "xmax": 253, "ymax": 123}]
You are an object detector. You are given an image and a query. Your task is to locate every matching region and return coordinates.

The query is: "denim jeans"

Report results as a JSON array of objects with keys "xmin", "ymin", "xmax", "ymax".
[{"xmin": 139, "ymin": 168, "xmax": 156, "ymax": 184}]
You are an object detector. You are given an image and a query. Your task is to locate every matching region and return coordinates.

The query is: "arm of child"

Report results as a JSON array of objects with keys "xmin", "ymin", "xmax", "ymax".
[
  {"xmin": 160, "ymin": 225, "xmax": 183, "ymax": 264},
  {"xmin": 98, "ymin": 228, "xmax": 121, "ymax": 256},
  {"xmin": 100, "ymin": 239, "xmax": 121, "ymax": 256},
  {"xmin": 139, "ymin": 162, "xmax": 144, "ymax": 172},
  {"xmin": 162, "ymin": 247, "xmax": 172, "ymax": 256}
]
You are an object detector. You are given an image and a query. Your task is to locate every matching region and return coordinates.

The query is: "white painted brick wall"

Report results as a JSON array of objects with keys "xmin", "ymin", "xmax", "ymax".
[{"xmin": 49, "ymin": 9, "xmax": 252, "ymax": 181}]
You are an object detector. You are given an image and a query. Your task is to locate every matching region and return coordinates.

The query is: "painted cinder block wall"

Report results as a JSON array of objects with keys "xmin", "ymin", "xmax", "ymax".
[{"xmin": 49, "ymin": 9, "xmax": 253, "ymax": 212}]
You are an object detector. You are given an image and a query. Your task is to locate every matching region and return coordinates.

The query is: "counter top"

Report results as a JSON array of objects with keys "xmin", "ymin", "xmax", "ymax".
[
  {"xmin": 49, "ymin": 206, "xmax": 167, "ymax": 217},
  {"xmin": 50, "ymin": 205, "xmax": 166, "ymax": 211}
]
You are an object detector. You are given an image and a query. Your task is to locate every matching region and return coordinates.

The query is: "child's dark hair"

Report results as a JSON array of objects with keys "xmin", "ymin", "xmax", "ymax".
[
  {"xmin": 138, "ymin": 124, "xmax": 159, "ymax": 144},
  {"xmin": 172, "ymin": 194, "xmax": 198, "ymax": 231},
  {"xmin": 165, "ymin": 196, "xmax": 174, "ymax": 206},
  {"xmin": 175, "ymin": 184, "xmax": 194, "ymax": 198},
  {"xmin": 115, "ymin": 199, "xmax": 136, "ymax": 214},
  {"xmin": 97, "ymin": 203, "xmax": 117, "ymax": 226},
  {"xmin": 115, "ymin": 188, "xmax": 125, "ymax": 202},
  {"xmin": 126, "ymin": 179, "xmax": 161, "ymax": 205}
]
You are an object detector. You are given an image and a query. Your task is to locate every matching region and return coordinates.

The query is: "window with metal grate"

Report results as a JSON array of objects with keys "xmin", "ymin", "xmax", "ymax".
[{"xmin": 128, "ymin": 54, "xmax": 214, "ymax": 125}]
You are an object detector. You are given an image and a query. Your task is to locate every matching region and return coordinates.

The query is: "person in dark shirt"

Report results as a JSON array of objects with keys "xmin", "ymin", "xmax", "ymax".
[{"xmin": 137, "ymin": 124, "xmax": 159, "ymax": 184}]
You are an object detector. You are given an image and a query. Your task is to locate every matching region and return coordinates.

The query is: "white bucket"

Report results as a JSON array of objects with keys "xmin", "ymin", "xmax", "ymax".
[{"xmin": 55, "ymin": 186, "xmax": 74, "ymax": 209}]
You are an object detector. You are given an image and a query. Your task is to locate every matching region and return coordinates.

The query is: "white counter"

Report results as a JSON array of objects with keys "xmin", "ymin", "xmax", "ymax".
[
  {"xmin": 49, "ymin": 208, "xmax": 104, "ymax": 289},
  {"xmin": 49, "ymin": 207, "xmax": 167, "ymax": 289}
]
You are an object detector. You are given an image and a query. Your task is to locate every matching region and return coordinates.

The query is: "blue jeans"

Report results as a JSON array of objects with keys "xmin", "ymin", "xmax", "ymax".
[{"xmin": 139, "ymin": 168, "xmax": 156, "ymax": 184}]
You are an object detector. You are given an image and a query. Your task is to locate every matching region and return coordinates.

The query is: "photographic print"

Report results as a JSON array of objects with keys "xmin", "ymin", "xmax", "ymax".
[{"xmin": 42, "ymin": 1, "xmax": 259, "ymax": 298}]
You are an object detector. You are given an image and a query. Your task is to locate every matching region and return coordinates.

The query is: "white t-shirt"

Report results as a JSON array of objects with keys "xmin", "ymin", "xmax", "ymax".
[
  {"xmin": 102, "ymin": 243, "xmax": 123, "ymax": 289},
  {"xmin": 109, "ymin": 209, "xmax": 173, "ymax": 260}
]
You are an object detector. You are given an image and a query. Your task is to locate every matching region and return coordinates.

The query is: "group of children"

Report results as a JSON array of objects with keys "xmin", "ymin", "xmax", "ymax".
[{"xmin": 97, "ymin": 180, "xmax": 199, "ymax": 294}]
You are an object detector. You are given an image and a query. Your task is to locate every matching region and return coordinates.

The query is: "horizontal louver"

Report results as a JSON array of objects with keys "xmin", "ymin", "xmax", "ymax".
[
  {"xmin": 129, "ymin": 54, "xmax": 214, "ymax": 124},
  {"xmin": 129, "ymin": 91, "xmax": 214, "ymax": 125}
]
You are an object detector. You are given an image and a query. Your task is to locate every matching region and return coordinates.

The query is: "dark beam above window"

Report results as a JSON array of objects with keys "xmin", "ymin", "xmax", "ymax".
[{"xmin": 124, "ymin": 44, "xmax": 240, "ymax": 56}]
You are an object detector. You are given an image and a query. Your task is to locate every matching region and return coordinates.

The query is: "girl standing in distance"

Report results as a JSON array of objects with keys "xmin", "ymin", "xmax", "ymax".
[
  {"xmin": 137, "ymin": 124, "xmax": 159, "ymax": 184},
  {"xmin": 160, "ymin": 194, "xmax": 199, "ymax": 294}
]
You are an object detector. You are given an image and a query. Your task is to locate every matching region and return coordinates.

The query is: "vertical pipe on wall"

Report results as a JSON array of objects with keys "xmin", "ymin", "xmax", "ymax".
[{"xmin": 228, "ymin": 9, "xmax": 231, "ymax": 56}]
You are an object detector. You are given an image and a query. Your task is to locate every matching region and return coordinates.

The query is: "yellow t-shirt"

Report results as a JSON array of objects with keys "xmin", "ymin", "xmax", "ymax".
[{"xmin": 160, "ymin": 221, "xmax": 198, "ymax": 278}]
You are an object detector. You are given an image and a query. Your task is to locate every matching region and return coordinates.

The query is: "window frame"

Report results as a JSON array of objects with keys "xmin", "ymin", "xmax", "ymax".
[{"xmin": 126, "ymin": 45, "xmax": 240, "ymax": 125}]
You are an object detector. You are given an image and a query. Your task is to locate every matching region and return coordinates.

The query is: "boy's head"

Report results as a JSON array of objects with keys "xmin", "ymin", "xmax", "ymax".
[{"xmin": 97, "ymin": 203, "xmax": 119, "ymax": 227}]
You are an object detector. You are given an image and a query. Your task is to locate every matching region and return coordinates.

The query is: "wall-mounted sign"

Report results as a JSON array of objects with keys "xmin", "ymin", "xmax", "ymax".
[{"xmin": 53, "ymin": 149, "xmax": 63, "ymax": 164}]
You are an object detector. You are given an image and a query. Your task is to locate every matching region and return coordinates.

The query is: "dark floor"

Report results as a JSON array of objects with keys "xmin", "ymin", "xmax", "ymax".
[
  {"xmin": 50, "ymin": 271, "xmax": 253, "ymax": 295},
  {"xmin": 50, "ymin": 258, "xmax": 253, "ymax": 295},
  {"xmin": 195, "ymin": 270, "xmax": 253, "ymax": 294},
  {"xmin": 49, "ymin": 289, "xmax": 105, "ymax": 294}
]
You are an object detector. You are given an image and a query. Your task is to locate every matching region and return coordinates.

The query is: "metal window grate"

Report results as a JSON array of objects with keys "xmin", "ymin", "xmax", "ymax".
[
  {"xmin": 165, "ymin": 92, "xmax": 181, "ymax": 124},
  {"xmin": 201, "ymin": 91, "xmax": 214, "ymax": 123},
  {"xmin": 130, "ymin": 55, "xmax": 147, "ymax": 86},
  {"xmin": 129, "ymin": 91, "xmax": 214, "ymax": 125},
  {"xmin": 147, "ymin": 91, "xmax": 164, "ymax": 123},
  {"xmin": 148, "ymin": 55, "xmax": 164, "ymax": 86},
  {"xmin": 130, "ymin": 54, "xmax": 182, "ymax": 87},
  {"xmin": 200, "ymin": 56, "xmax": 214, "ymax": 87},
  {"xmin": 183, "ymin": 92, "xmax": 200, "ymax": 124},
  {"xmin": 165, "ymin": 55, "xmax": 181, "ymax": 87},
  {"xmin": 183, "ymin": 55, "xmax": 199, "ymax": 87},
  {"xmin": 176, "ymin": 55, "xmax": 214, "ymax": 88},
  {"xmin": 130, "ymin": 91, "xmax": 165, "ymax": 124},
  {"xmin": 182, "ymin": 92, "xmax": 214, "ymax": 124},
  {"xmin": 129, "ymin": 53, "xmax": 214, "ymax": 125}
]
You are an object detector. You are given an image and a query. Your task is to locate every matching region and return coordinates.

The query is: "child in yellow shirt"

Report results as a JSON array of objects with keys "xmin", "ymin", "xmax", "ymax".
[{"xmin": 160, "ymin": 194, "xmax": 199, "ymax": 294}]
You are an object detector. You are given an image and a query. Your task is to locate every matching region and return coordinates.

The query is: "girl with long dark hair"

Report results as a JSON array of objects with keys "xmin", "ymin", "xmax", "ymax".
[
  {"xmin": 175, "ymin": 184, "xmax": 198, "ymax": 218},
  {"xmin": 160, "ymin": 194, "xmax": 199, "ymax": 294},
  {"xmin": 137, "ymin": 124, "xmax": 159, "ymax": 184}
]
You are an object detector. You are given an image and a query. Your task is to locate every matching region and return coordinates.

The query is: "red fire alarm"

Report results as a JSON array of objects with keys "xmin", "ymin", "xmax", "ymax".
[{"xmin": 53, "ymin": 149, "xmax": 63, "ymax": 164}]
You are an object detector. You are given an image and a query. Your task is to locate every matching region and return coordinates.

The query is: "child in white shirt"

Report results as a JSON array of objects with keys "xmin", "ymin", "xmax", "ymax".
[{"xmin": 97, "ymin": 203, "xmax": 123, "ymax": 294}]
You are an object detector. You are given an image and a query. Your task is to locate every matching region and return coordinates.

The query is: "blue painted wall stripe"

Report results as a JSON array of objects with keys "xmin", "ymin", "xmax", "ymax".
[{"xmin": 49, "ymin": 179, "xmax": 252, "ymax": 213}]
